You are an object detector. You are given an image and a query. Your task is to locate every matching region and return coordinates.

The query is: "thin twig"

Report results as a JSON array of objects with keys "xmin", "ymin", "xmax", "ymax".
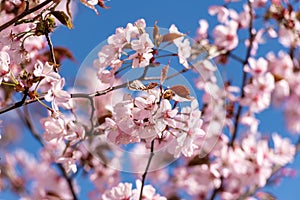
[
  {"xmin": 0, "ymin": 96, "xmax": 44, "ymax": 114},
  {"xmin": 143, "ymin": 67, "xmax": 190, "ymax": 81},
  {"xmin": 57, "ymin": 164, "xmax": 78, "ymax": 200},
  {"xmin": 0, "ymin": 0, "xmax": 53, "ymax": 32},
  {"xmin": 45, "ymin": 32, "xmax": 56, "ymax": 65},
  {"xmin": 227, "ymin": 52, "xmax": 244, "ymax": 64},
  {"xmin": 139, "ymin": 140, "xmax": 155, "ymax": 200},
  {"xmin": 73, "ymin": 95, "xmax": 96, "ymax": 134},
  {"xmin": 209, "ymin": 177, "xmax": 223, "ymax": 200},
  {"xmin": 0, "ymin": 71, "xmax": 146, "ymax": 115},
  {"xmin": 0, "ymin": 86, "xmax": 114, "ymax": 115}
]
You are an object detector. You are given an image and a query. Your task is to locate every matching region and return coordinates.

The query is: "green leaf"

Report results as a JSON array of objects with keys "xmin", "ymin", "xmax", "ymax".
[{"xmin": 51, "ymin": 11, "xmax": 73, "ymax": 29}]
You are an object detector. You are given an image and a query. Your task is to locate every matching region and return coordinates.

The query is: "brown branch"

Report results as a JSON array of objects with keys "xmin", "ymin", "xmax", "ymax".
[
  {"xmin": 17, "ymin": 106, "xmax": 78, "ymax": 200},
  {"xmin": 209, "ymin": 177, "xmax": 223, "ymax": 200},
  {"xmin": 0, "ymin": 0, "xmax": 53, "ymax": 32},
  {"xmin": 139, "ymin": 139, "xmax": 155, "ymax": 200},
  {"xmin": 0, "ymin": 96, "xmax": 44, "ymax": 114},
  {"xmin": 229, "ymin": 0, "xmax": 255, "ymax": 147},
  {"xmin": 45, "ymin": 32, "xmax": 56, "ymax": 65},
  {"xmin": 143, "ymin": 66, "xmax": 190, "ymax": 81},
  {"xmin": 209, "ymin": 1, "xmax": 255, "ymax": 199},
  {"xmin": 227, "ymin": 52, "xmax": 244, "ymax": 64},
  {"xmin": 0, "ymin": 86, "xmax": 115, "ymax": 115},
  {"xmin": 0, "ymin": 71, "xmax": 149, "ymax": 115}
]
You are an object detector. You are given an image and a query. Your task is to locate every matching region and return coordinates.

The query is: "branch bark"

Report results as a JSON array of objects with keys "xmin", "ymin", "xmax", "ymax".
[
  {"xmin": 229, "ymin": 0, "xmax": 255, "ymax": 147},
  {"xmin": 17, "ymin": 106, "xmax": 78, "ymax": 200},
  {"xmin": 139, "ymin": 140, "xmax": 155, "ymax": 200},
  {"xmin": 0, "ymin": 0, "xmax": 53, "ymax": 32}
]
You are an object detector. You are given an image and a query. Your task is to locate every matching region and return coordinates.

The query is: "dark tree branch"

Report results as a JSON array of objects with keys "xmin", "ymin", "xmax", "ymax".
[
  {"xmin": 209, "ymin": 1, "xmax": 255, "ymax": 199},
  {"xmin": 227, "ymin": 52, "xmax": 244, "ymax": 64},
  {"xmin": 0, "ymin": 87, "xmax": 115, "ymax": 115},
  {"xmin": 17, "ymin": 106, "xmax": 78, "ymax": 200},
  {"xmin": 0, "ymin": 0, "xmax": 53, "ymax": 32},
  {"xmin": 139, "ymin": 139, "xmax": 155, "ymax": 200},
  {"xmin": 0, "ymin": 67, "xmax": 154, "ymax": 115},
  {"xmin": 45, "ymin": 32, "xmax": 56, "ymax": 65},
  {"xmin": 229, "ymin": 0, "xmax": 255, "ymax": 147},
  {"xmin": 209, "ymin": 177, "xmax": 223, "ymax": 200}
]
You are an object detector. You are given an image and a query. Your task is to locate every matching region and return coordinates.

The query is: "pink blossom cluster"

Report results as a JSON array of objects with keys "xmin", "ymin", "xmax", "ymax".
[
  {"xmin": 242, "ymin": 57, "xmax": 275, "ymax": 113},
  {"xmin": 102, "ymin": 88, "xmax": 205, "ymax": 158},
  {"xmin": 170, "ymin": 132, "xmax": 295, "ymax": 199},
  {"xmin": 195, "ymin": 1, "xmax": 300, "ymax": 135},
  {"xmin": 0, "ymin": 3, "xmax": 47, "ymax": 73},
  {"xmin": 41, "ymin": 112, "xmax": 85, "ymax": 144},
  {"xmin": 33, "ymin": 61, "xmax": 72, "ymax": 111},
  {"xmin": 94, "ymin": 19, "xmax": 152, "ymax": 85},
  {"xmin": 1, "ymin": 0, "xmax": 300, "ymax": 200},
  {"xmin": 101, "ymin": 180, "xmax": 166, "ymax": 200},
  {"xmin": 0, "ymin": 0, "xmax": 75, "ymax": 109},
  {"xmin": 94, "ymin": 19, "xmax": 192, "ymax": 86},
  {"xmin": 268, "ymin": 51, "xmax": 300, "ymax": 133},
  {"xmin": 2, "ymin": 149, "xmax": 76, "ymax": 199}
]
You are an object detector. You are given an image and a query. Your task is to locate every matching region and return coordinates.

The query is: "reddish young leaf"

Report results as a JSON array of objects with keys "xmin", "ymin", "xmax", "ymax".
[
  {"xmin": 160, "ymin": 63, "xmax": 169, "ymax": 84},
  {"xmin": 43, "ymin": 47, "xmax": 75, "ymax": 64},
  {"xmin": 153, "ymin": 21, "xmax": 163, "ymax": 47},
  {"xmin": 98, "ymin": 0, "xmax": 110, "ymax": 9},
  {"xmin": 162, "ymin": 33, "xmax": 184, "ymax": 43},
  {"xmin": 170, "ymin": 84, "xmax": 191, "ymax": 98}
]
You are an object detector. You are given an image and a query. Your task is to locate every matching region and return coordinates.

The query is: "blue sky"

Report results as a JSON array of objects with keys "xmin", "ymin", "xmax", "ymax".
[{"xmin": 1, "ymin": 0, "xmax": 300, "ymax": 199}]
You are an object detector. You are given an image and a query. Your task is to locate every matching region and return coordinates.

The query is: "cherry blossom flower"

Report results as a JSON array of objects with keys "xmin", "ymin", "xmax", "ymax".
[
  {"xmin": 44, "ymin": 78, "xmax": 71, "ymax": 110},
  {"xmin": 271, "ymin": 133, "xmax": 296, "ymax": 165},
  {"xmin": 128, "ymin": 33, "xmax": 154, "ymax": 68},
  {"xmin": 94, "ymin": 44, "xmax": 120, "ymax": 69},
  {"xmin": 89, "ymin": 158, "xmax": 120, "ymax": 194},
  {"xmin": 196, "ymin": 19, "xmax": 209, "ymax": 42},
  {"xmin": 6, "ymin": 149, "xmax": 76, "ymax": 200},
  {"xmin": 169, "ymin": 24, "xmax": 191, "ymax": 68},
  {"xmin": 242, "ymin": 72, "xmax": 275, "ymax": 113},
  {"xmin": 267, "ymin": 51, "xmax": 293, "ymax": 79},
  {"xmin": 174, "ymin": 165, "xmax": 221, "ymax": 198},
  {"xmin": 272, "ymin": 79, "xmax": 290, "ymax": 106},
  {"xmin": 33, "ymin": 61, "xmax": 59, "ymax": 79},
  {"xmin": 132, "ymin": 179, "xmax": 167, "ymax": 200},
  {"xmin": 209, "ymin": 6, "xmax": 230, "ymax": 23},
  {"xmin": 101, "ymin": 182, "xmax": 133, "ymax": 200},
  {"xmin": 240, "ymin": 112, "xmax": 260, "ymax": 133},
  {"xmin": 41, "ymin": 114, "xmax": 67, "ymax": 142},
  {"xmin": 97, "ymin": 68, "xmax": 115, "ymax": 85},
  {"xmin": 278, "ymin": 26, "xmax": 299, "ymax": 48},
  {"xmin": 56, "ymin": 148, "xmax": 79, "ymax": 174},
  {"xmin": 213, "ymin": 20, "xmax": 239, "ymax": 51},
  {"xmin": 252, "ymin": 0, "xmax": 268, "ymax": 8},
  {"xmin": 244, "ymin": 57, "xmax": 268, "ymax": 77},
  {"xmin": 168, "ymin": 100, "xmax": 206, "ymax": 157},
  {"xmin": 238, "ymin": 4, "xmax": 251, "ymax": 28},
  {"xmin": 176, "ymin": 38, "xmax": 192, "ymax": 68},
  {"xmin": 0, "ymin": 51, "xmax": 10, "ymax": 75},
  {"xmin": 33, "ymin": 61, "xmax": 61, "ymax": 92}
]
